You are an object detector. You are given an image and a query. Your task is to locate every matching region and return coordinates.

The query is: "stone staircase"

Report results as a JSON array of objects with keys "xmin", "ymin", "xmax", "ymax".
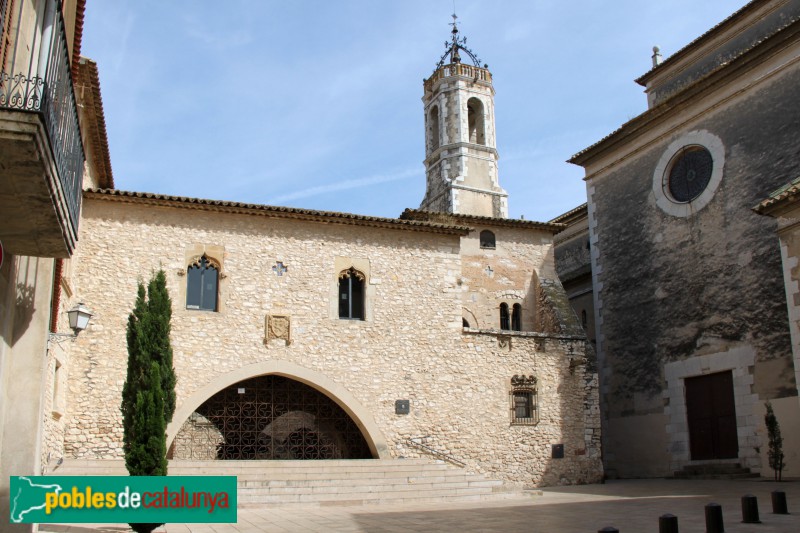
[
  {"xmin": 673, "ymin": 463, "xmax": 760, "ymax": 480},
  {"xmin": 53, "ymin": 459, "xmax": 533, "ymax": 507}
]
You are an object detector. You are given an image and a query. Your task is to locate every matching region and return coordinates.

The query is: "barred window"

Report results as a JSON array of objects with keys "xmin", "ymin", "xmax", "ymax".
[
  {"xmin": 510, "ymin": 375, "xmax": 538, "ymax": 425},
  {"xmin": 514, "ymin": 392, "xmax": 532, "ymax": 419}
]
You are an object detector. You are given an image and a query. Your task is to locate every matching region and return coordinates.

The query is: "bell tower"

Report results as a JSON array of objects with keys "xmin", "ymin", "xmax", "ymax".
[{"xmin": 420, "ymin": 15, "xmax": 508, "ymax": 218}]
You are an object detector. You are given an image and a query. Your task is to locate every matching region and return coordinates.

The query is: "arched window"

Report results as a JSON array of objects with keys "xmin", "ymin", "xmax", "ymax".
[
  {"xmin": 467, "ymin": 97, "xmax": 485, "ymax": 145},
  {"xmin": 339, "ymin": 268, "xmax": 365, "ymax": 320},
  {"xmin": 429, "ymin": 105, "xmax": 440, "ymax": 151},
  {"xmin": 186, "ymin": 255, "xmax": 219, "ymax": 311},
  {"xmin": 581, "ymin": 310, "xmax": 588, "ymax": 329},
  {"xmin": 512, "ymin": 303, "xmax": 522, "ymax": 332},
  {"xmin": 499, "ymin": 303, "xmax": 510, "ymax": 330},
  {"xmin": 480, "ymin": 230, "xmax": 496, "ymax": 249},
  {"xmin": 462, "ymin": 318, "xmax": 470, "ymax": 328}
]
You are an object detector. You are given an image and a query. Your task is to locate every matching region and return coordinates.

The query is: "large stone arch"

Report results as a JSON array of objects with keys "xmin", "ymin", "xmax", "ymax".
[{"xmin": 167, "ymin": 361, "xmax": 389, "ymax": 459}]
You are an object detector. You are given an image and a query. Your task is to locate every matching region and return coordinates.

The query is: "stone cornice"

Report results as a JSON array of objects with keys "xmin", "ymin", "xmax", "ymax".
[{"xmin": 84, "ymin": 189, "xmax": 471, "ymax": 236}]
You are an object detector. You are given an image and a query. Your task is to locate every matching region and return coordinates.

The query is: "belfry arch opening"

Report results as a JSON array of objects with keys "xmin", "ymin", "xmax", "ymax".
[
  {"xmin": 467, "ymin": 97, "xmax": 485, "ymax": 145},
  {"xmin": 169, "ymin": 375, "xmax": 374, "ymax": 460},
  {"xmin": 429, "ymin": 105, "xmax": 440, "ymax": 152}
]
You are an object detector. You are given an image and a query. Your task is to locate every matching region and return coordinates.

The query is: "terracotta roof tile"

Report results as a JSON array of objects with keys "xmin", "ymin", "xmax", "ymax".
[
  {"xmin": 77, "ymin": 58, "xmax": 114, "ymax": 188},
  {"xmin": 84, "ymin": 189, "xmax": 471, "ymax": 235},
  {"xmin": 753, "ymin": 177, "xmax": 800, "ymax": 214},
  {"xmin": 399, "ymin": 208, "xmax": 565, "ymax": 232},
  {"xmin": 71, "ymin": 0, "xmax": 86, "ymax": 79}
]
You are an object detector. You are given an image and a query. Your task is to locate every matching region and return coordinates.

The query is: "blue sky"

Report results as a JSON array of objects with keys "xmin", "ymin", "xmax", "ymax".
[{"xmin": 82, "ymin": 1, "xmax": 745, "ymax": 222}]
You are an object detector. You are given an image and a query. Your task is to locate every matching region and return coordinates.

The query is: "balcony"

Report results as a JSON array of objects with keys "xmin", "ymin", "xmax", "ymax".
[{"xmin": 0, "ymin": 0, "xmax": 84, "ymax": 258}]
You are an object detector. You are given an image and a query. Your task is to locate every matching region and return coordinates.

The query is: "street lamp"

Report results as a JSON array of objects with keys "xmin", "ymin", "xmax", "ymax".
[{"xmin": 48, "ymin": 302, "xmax": 94, "ymax": 343}]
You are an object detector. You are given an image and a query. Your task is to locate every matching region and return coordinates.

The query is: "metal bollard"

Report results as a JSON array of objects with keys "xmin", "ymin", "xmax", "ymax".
[
  {"xmin": 705, "ymin": 503, "xmax": 724, "ymax": 533},
  {"xmin": 741, "ymin": 494, "xmax": 760, "ymax": 523},
  {"xmin": 772, "ymin": 490, "xmax": 789, "ymax": 514},
  {"xmin": 658, "ymin": 513, "xmax": 679, "ymax": 533},
  {"xmin": 598, "ymin": 528, "xmax": 619, "ymax": 533}
]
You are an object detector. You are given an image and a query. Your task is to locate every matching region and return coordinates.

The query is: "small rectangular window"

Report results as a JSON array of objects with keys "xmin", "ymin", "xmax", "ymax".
[{"xmin": 510, "ymin": 375, "xmax": 538, "ymax": 425}]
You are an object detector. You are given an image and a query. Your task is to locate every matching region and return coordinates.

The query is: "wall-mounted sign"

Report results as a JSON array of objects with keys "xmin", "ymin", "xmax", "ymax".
[{"xmin": 395, "ymin": 400, "xmax": 410, "ymax": 415}]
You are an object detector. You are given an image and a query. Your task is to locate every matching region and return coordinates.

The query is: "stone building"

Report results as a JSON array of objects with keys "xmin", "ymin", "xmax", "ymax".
[
  {"xmin": 567, "ymin": 0, "xmax": 800, "ymax": 479},
  {"xmin": 550, "ymin": 204, "xmax": 595, "ymax": 348},
  {"xmin": 28, "ymin": 15, "xmax": 603, "ymax": 497},
  {"xmin": 0, "ymin": 0, "xmax": 114, "ymax": 529},
  {"xmin": 754, "ymin": 179, "xmax": 800, "ymax": 411}
]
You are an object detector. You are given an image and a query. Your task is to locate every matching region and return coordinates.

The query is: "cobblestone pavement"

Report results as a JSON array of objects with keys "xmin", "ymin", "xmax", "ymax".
[{"xmin": 40, "ymin": 478, "xmax": 800, "ymax": 532}]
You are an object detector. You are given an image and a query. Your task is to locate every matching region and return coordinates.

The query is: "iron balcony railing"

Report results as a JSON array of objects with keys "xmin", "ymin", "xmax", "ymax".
[{"xmin": 0, "ymin": 0, "xmax": 85, "ymax": 237}]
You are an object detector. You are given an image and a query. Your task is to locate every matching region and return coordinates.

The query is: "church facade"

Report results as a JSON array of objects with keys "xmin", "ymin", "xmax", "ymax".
[
  {"xmin": 568, "ymin": 0, "xmax": 800, "ymax": 479},
  {"xmin": 43, "ymin": 20, "xmax": 603, "ymax": 488}
]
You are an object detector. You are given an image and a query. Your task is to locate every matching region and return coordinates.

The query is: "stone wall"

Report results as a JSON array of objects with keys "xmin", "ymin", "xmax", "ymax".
[
  {"xmin": 460, "ymin": 225, "xmax": 554, "ymax": 331},
  {"xmin": 62, "ymin": 196, "xmax": 602, "ymax": 486}
]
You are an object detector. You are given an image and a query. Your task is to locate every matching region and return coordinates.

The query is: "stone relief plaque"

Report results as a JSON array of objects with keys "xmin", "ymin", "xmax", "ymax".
[{"xmin": 265, "ymin": 314, "xmax": 291, "ymax": 346}]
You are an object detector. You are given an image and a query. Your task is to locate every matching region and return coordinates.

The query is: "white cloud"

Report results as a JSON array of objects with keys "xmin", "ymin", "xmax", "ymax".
[{"xmin": 267, "ymin": 168, "xmax": 419, "ymax": 205}]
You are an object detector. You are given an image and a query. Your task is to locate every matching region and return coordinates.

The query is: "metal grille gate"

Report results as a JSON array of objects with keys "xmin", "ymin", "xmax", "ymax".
[{"xmin": 170, "ymin": 375, "xmax": 372, "ymax": 460}]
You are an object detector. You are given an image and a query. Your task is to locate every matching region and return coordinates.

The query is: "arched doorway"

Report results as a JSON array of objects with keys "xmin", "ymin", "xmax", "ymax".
[{"xmin": 170, "ymin": 375, "xmax": 373, "ymax": 460}]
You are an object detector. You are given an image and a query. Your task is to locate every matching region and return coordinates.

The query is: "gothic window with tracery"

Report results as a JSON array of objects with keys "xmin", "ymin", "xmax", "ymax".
[
  {"xmin": 186, "ymin": 255, "xmax": 219, "ymax": 311},
  {"xmin": 338, "ymin": 268, "xmax": 365, "ymax": 320}
]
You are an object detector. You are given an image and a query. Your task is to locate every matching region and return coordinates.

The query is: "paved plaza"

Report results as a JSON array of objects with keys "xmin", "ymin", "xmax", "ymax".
[{"xmin": 38, "ymin": 478, "xmax": 800, "ymax": 532}]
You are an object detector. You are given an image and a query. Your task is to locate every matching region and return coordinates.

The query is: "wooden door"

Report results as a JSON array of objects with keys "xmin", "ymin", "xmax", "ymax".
[{"xmin": 685, "ymin": 371, "xmax": 738, "ymax": 460}]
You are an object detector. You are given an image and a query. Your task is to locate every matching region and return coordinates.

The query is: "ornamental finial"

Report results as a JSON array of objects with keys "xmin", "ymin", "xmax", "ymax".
[{"xmin": 434, "ymin": 12, "xmax": 483, "ymax": 71}]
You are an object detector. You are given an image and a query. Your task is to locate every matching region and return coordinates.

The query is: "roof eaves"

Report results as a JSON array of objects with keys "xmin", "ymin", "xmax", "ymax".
[
  {"xmin": 77, "ymin": 58, "xmax": 114, "ymax": 188},
  {"xmin": 549, "ymin": 203, "xmax": 588, "ymax": 224},
  {"xmin": 753, "ymin": 177, "xmax": 800, "ymax": 215},
  {"xmin": 399, "ymin": 208, "xmax": 566, "ymax": 232},
  {"xmin": 84, "ymin": 189, "xmax": 471, "ymax": 235},
  {"xmin": 71, "ymin": 0, "xmax": 87, "ymax": 79},
  {"xmin": 635, "ymin": 0, "xmax": 764, "ymax": 86}
]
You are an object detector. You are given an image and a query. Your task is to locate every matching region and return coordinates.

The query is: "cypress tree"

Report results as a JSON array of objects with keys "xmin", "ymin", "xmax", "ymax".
[
  {"xmin": 147, "ymin": 270, "xmax": 177, "ymax": 424},
  {"xmin": 121, "ymin": 270, "xmax": 177, "ymax": 533},
  {"xmin": 764, "ymin": 401, "xmax": 785, "ymax": 481}
]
